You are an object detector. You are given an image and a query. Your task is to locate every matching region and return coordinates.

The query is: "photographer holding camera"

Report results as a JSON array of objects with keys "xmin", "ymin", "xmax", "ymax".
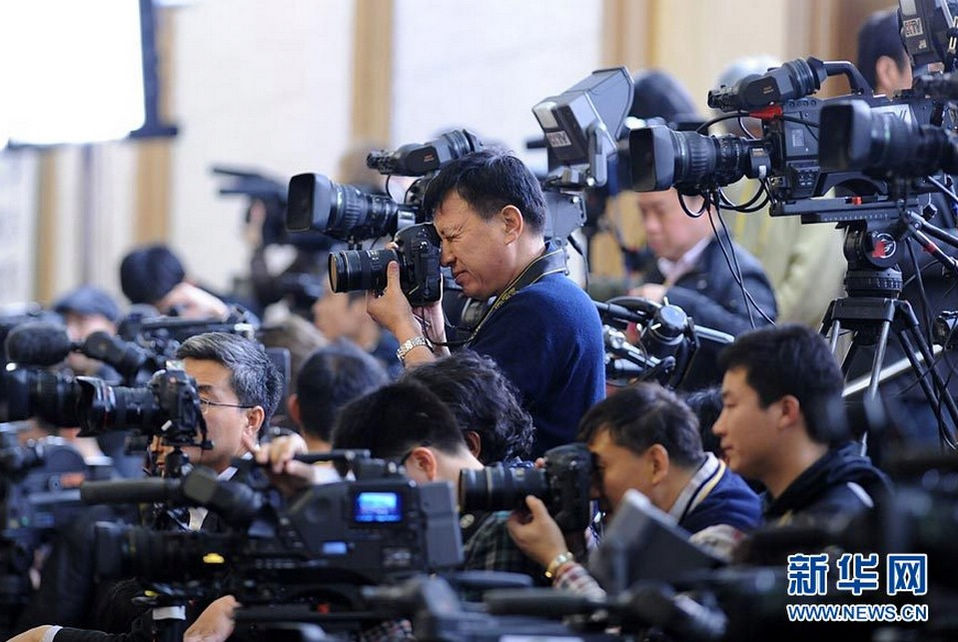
[
  {"xmin": 712, "ymin": 324, "xmax": 891, "ymax": 525},
  {"xmin": 365, "ymin": 149, "xmax": 605, "ymax": 454},
  {"xmin": 14, "ymin": 332, "xmax": 282, "ymax": 642},
  {"xmin": 506, "ymin": 383, "xmax": 761, "ymax": 597}
]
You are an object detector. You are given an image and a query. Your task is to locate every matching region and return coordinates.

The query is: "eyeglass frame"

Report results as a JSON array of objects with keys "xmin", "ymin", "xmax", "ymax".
[{"xmin": 198, "ymin": 397, "xmax": 255, "ymax": 415}]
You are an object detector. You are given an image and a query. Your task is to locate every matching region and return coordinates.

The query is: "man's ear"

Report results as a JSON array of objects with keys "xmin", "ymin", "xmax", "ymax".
[
  {"xmin": 499, "ymin": 205, "xmax": 524, "ymax": 243},
  {"xmin": 463, "ymin": 430, "xmax": 482, "ymax": 460},
  {"xmin": 874, "ymin": 55, "xmax": 902, "ymax": 94},
  {"xmin": 287, "ymin": 394, "xmax": 301, "ymax": 429},
  {"xmin": 406, "ymin": 446, "xmax": 439, "ymax": 481},
  {"xmin": 778, "ymin": 395, "xmax": 801, "ymax": 430},
  {"xmin": 647, "ymin": 443, "xmax": 670, "ymax": 484},
  {"xmin": 245, "ymin": 405, "xmax": 266, "ymax": 442}
]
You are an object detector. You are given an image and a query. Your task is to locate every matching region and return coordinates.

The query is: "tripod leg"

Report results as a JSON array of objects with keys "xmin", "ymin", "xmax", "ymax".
[
  {"xmin": 899, "ymin": 326, "xmax": 958, "ymax": 448},
  {"xmin": 868, "ymin": 320, "xmax": 893, "ymax": 399},
  {"xmin": 827, "ymin": 319, "xmax": 841, "ymax": 354}
]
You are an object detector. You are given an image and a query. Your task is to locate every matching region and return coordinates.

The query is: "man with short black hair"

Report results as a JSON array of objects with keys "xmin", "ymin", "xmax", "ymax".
[
  {"xmin": 291, "ymin": 341, "xmax": 389, "ymax": 451},
  {"xmin": 331, "ymin": 380, "xmax": 545, "ymax": 583},
  {"xmin": 400, "ymin": 350, "xmax": 534, "ymax": 464},
  {"xmin": 506, "ymin": 383, "xmax": 760, "ymax": 597},
  {"xmin": 713, "ymin": 324, "xmax": 891, "ymax": 524},
  {"xmin": 858, "ymin": 7, "xmax": 913, "ymax": 96},
  {"xmin": 366, "ymin": 149, "xmax": 605, "ymax": 454}
]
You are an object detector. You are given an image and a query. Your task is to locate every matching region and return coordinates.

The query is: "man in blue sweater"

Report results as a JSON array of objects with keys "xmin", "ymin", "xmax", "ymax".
[
  {"xmin": 366, "ymin": 149, "xmax": 605, "ymax": 455},
  {"xmin": 507, "ymin": 383, "xmax": 761, "ymax": 596}
]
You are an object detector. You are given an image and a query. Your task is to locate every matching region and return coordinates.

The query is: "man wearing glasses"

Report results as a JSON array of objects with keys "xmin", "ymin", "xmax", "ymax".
[{"xmin": 151, "ymin": 332, "xmax": 283, "ymax": 480}]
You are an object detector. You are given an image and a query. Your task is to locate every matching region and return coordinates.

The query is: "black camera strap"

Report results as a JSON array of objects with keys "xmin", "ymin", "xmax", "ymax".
[{"xmin": 447, "ymin": 242, "xmax": 568, "ymax": 347}]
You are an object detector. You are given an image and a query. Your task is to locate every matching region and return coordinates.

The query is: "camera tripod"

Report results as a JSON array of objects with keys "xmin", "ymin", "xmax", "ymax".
[{"xmin": 821, "ymin": 211, "xmax": 958, "ymax": 450}]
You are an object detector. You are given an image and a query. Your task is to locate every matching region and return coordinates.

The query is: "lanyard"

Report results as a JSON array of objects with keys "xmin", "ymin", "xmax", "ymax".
[{"xmin": 445, "ymin": 243, "xmax": 568, "ymax": 348}]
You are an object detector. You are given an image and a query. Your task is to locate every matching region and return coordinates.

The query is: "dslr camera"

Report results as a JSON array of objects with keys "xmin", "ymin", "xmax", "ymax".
[
  {"xmin": 328, "ymin": 222, "xmax": 442, "ymax": 306},
  {"xmin": 459, "ymin": 443, "xmax": 593, "ymax": 532}
]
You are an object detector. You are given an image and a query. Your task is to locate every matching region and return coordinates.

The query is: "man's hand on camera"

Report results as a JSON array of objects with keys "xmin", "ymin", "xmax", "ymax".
[
  {"xmin": 506, "ymin": 495, "xmax": 568, "ymax": 569},
  {"xmin": 366, "ymin": 260, "xmax": 446, "ymax": 364},
  {"xmin": 184, "ymin": 594, "xmax": 239, "ymax": 642},
  {"xmin": 243, "ymin": 433, "xmax": 318, "ymax": 496}
]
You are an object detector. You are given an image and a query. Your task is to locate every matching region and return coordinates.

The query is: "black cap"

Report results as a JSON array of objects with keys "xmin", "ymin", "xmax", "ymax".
[
  {"xmin": 119, "ymin": 244, "xmax": 186, "ymax": 305},
  {"xmin": 53, "ymin": 286, "xmax": 120, "ymax": 322}
]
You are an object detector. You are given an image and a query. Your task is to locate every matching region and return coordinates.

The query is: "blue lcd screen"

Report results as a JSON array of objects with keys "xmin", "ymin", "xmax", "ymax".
[{"xmin": 354, "ymin": 491, "xmax": 403, "ymax": 523}]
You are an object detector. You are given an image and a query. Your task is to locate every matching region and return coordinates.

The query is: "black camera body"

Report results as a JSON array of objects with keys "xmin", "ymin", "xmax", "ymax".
[
  {"xmin": 328, "ymin": 222, "xmax": 442, "ymax": 306},
  {"xmin": 87, "ymin": 458, "xmax": 462, "ymax": 609},
  {"xmin": 76, "ymin": 368, "xmax": 206, "ymax": 450},
  {"xmin": 459, "ymin": 443, "xmax": 593, "ymax": 532}
]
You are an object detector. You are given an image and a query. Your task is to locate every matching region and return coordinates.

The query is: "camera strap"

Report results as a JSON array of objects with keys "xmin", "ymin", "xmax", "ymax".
[{"xmin": 460, "ymin": 242, "xmax": 568, "ymax": 346}]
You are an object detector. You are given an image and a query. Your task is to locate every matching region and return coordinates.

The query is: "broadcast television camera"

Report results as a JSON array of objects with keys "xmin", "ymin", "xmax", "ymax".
[{"xmin": 81, "ymin": 451, "xmax": 462, "ymax": 629}]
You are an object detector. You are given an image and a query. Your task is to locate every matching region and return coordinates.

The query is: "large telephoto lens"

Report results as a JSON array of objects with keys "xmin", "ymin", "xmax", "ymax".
[
  {"xmin": 287, "ymin": 173, "xmax": 408, "ymax": 241},
  {"xmin": 328, "ymin": 248, "xmax": 401, "ymax": 295},
  {"xmin": 94, "ymin": 523, "xmax": 229, "ymax": 581},
  {"xmin": 630, "ymin": 125, "xmax": 768, "ymax": 193},
  {"xmin": 458, "ymin": 463, "xmax": 549, "ymax": 513},
  {"xmin": 819, "ymin": 99, "xmax": 958, "ymax": 177},
  {"xmin": 0, "ymin": 368, "xmax": 80, "ymax": 425},
  {"xmin": 76, "ymin": 378, "xmax": 159, "ymax": 435}
]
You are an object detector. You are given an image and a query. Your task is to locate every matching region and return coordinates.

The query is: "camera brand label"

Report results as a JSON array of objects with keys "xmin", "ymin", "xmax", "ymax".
[
  {"xmin": 902, "ymin": 18, "xmax": 923, "ymax": 38},
  {"xmin": 546, "ymin": 131, "xmax": 572, "ymax": 148}
]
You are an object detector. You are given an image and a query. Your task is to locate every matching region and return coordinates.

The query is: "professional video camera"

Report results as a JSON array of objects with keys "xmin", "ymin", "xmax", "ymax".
[
  {"xmin": 0, "ymin": 428, "xmax": 111, "ymax": 630},
  {"xmin": 81, "ymin": 450, "xmax": 462, "ymax": 631},
  {"xmin": 630, "ymin": 56, "xmax": 954, "ymax": 222},
  {"xmin": 458, "ymin": 443, "xmax": 592, "ymax": 532},
  {"xmin": 287, "ymin": 129, "xmax": 481, "ymax": 244}
]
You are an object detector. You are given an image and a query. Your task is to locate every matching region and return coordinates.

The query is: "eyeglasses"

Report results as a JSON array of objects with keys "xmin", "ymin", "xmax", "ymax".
[{"xmin": 198, "ymin": 398, "xmax": 254, "ymax": 415}]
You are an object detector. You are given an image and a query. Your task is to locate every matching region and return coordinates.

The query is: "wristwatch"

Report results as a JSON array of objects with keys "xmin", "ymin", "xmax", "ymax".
[{"xmin": 396, "ymin": 336, "xmax": 431, "ymax": 363}]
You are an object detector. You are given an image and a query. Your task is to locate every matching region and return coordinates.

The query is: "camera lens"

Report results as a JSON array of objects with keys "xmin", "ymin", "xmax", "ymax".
[
  {"xmin": 631, "ymin": 125, "xmax": 767, "ymax": 193},
  {"xmin": 287, "ymin": 173, "xmax": 404, "ymax": 241},
  {"xmin": 76, "ymin": 378, "xmax": 159, "ymax": 434},
  {"xmin": 0, "ymin": 368, "xmax": 80, "ymax": 425},
  {"xmin": 328, "ymin": 248, "xmax": 401, "ymax": 295},
  {"xmin": 458, "ymin": 464, "xmax": 549, "ymax": 513}
]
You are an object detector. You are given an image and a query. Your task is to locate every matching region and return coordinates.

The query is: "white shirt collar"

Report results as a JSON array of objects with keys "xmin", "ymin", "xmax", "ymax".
[{"xmin": 656, "ymin": 235, "xmax": 712, "ymax": 284}]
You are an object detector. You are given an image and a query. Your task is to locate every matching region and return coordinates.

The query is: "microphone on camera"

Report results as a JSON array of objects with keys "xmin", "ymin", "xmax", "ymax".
[
  {"xmin": 4, "ymin": 321, "xmax": 75, "ymax": 366},
  {"xmin": 80, "ymin": 331, "xmax": 151, "ymax": 378}
]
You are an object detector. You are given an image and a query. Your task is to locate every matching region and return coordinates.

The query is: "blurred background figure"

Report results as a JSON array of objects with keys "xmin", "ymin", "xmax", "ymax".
[
  {"xmin": 52, "ymin": 285, "xmax": 120, "ymax": 377},
  {"xmin": 119, "ymin": 244, "xmax": 257, "ymax": 320}
]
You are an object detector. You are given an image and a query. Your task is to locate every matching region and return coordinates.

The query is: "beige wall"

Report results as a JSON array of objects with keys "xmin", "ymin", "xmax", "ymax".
[{"xmin": 5, "ymin": 0, "xmax": 886, "ymax": 303}]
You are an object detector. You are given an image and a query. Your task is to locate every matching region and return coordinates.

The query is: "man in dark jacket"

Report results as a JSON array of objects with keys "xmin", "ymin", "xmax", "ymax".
[
  {"xmin": 506, "ymin": 383, "xmax": 761, "ymax": 597},
  {"xmin": 633, "ymin": 188, "xmax": 777, "ymax": 391},
  {"xmin": 712, "ymin": 324, "xmax": 891, "ymax": 525}
]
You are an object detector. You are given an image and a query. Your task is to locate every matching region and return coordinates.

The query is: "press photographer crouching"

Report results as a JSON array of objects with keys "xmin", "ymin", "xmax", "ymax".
[
  {"xmin": 506, "ymin": 383, "xmax": 761, "ymax": 598},
  {"xmin": 364, "ymin": 149, "xmax": 605, "ymax": 455},
  {"xmin": 713, "ymin": 324, "xmax": 892, "ymax": 525}
]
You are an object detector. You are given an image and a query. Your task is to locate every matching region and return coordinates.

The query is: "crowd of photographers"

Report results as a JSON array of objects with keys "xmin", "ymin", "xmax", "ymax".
[{"xmin": 4, "ymin": 3, "xmax": 958, "ymax": 640}]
